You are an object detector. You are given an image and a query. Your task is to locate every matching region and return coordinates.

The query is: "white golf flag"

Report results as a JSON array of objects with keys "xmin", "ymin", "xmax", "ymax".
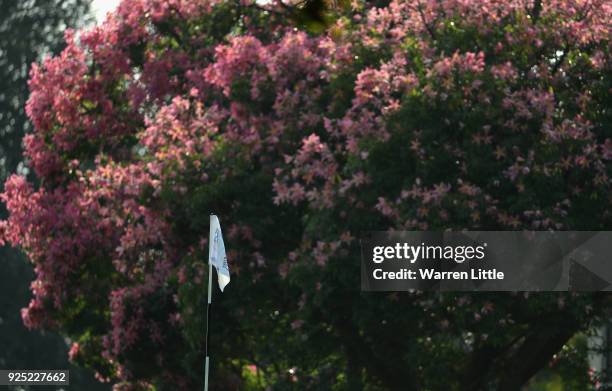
[{"xmin": 208, "ymin": 215, "xmax": 230, "ymax": 292}]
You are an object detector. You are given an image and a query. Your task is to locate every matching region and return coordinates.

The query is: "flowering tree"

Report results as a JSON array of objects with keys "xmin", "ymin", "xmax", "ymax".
[{"xmin": 1, "ymin": 0, "xmax": 611, "ymax": 389}]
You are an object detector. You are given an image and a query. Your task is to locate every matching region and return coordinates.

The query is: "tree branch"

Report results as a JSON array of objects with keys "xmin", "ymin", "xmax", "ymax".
[
  {"xmin": 496, "ymin": 323, "xmax": 579, "ymax": 391},
  {"xmin": 460, "ymin": 345, "xmax": 501, "ymax": 391},
  {"xmin": 415, "ymin": 0, "xmax": 436, "ymax": 40},
  {"xmin": 530, "ymin": 0, "xmax": 542, "ymax": 22}
]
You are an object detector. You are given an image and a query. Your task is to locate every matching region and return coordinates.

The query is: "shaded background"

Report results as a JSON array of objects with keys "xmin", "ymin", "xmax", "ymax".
[{"xmin": 0, "ymin": 0, "xmax": 109, "ymax": 389}]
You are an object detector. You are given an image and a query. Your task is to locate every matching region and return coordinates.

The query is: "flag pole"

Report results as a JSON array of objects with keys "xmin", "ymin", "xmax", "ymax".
[
  {"xmin": 205, "ymin": 213, "xmax": 230, "ymax": 391},
  {"xmin": 204, "ymin": 262, "xmax": 213, "ymax": 391}
]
